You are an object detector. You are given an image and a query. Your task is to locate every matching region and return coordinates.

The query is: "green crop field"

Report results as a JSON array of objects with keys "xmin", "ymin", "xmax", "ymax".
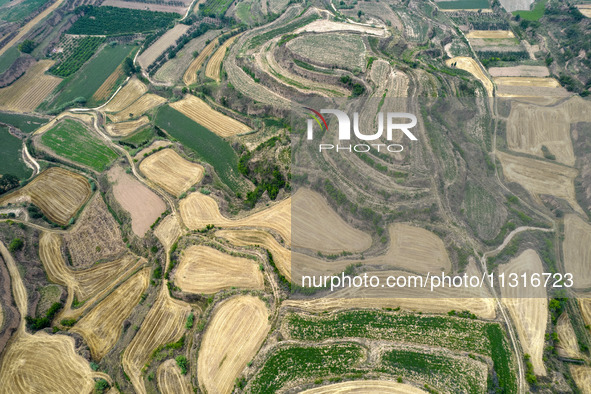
[
  {"xmin": 436, "ymin": 0, "xmax": 490, "ymax": 9},
  {"xmin": 119, "ymin": 126, "xmax": 155, "ymax": 149},
  {"xmin": 40, "ymin": 119, "xmax": 118, "ymax": 171},
  {"xmin": 155, "ymin": 105, "xmax": 244, "ymax": 191},
  {"xmin": 247, "ymin": 344, "xmax": 364, "ymax": 393},
  {"xmin": 0, "ymin": 0, "xmax": 47, "ymax": 22},
  {"xmin": 42, "ymin": 44, "xmax": 135, "ymax": 111},
  {"xmin": 0, "ymin": 47, "xmax": 19, "ymax": 74},
  {"xmin": 0, "ymin": 112, "xmax": 48, "ymax": 133},
  {"xmin": 68, "ymin": 6, "xmax": 177, "ymax": 35},
  {"xmin": 49, "ymin": 37, "xmax": 106, "ymax": 78},
  {"xmin": 0, "ymin": 126, "xmax": 31, "ymax": 179},
  {"xmin": 512, "ymin": 0, "xmax": 547, "ymax": 21},
  {"xmin": 199, "ymin": 0, "xmax": 234, "ymax": 17}
]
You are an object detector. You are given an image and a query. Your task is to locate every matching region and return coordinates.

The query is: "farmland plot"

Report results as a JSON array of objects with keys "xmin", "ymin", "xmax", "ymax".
[
  {"xmin": 91, "ymin": 65, "xmax": 124, "ymax": 103},
  {"xmin": 138, "ymin": 24, "xmax": 191, "ymax": 70},
  {"xmin": 571, "ymin": 365, "xmax": 591, "ymax": 393},
  {"xmin": 105, "ymin": 116, "xmax": 150, "ymax": 137},
  {"xmin": 0, "ymin": 60, "xmax": 61, "ymax": 112},
  {"xmin": 174, "ymin": 245, "xmax": 264, "ymax": 293},
  {"xmin": 140, "ymin": 148, "xmax": 204, "ymax": 197},
  {"xmin": 495, "ymin": 76, "xmax": 569, "ymax": 97},
  {"xmin": 287, "ymin": 33, "xmax": 366, "ymax": 71},
  {"xmin": 102, "ymin": 77, "xmax": 148, "ymax": 113},
  {"xmin": 108, "ymin": 93, "xmax": 167, "ymax": 123},
  {"xmin": 101, "ymin": 0, "xmax": 190, "ymax": 14},
  {"xmin": 183, "ymin": 37, "xmax": 219, "ymax": 85},
  {"xmin": 0, "ymin": 167, "xmax": 91, "ymax": 226},
  {"xmin": 205, "ymin": 33, "xmax": 241, "ymax": 82},
  {"xmin": 295, "ymin": 19, "xmax": 387, "ymax": 36},
  {"xmin": 157, "ymin": 359, "xmax": 192, "ymax": 394},
  {"xmin": 563, "ymin": 214, "xmax": 591, "ymax": 289},
  {"xmin": 489, "ymin": 65, "xmax": 549, "ymax": 77},
  {"xmin": 445, "ymin": 56, "xmax": 493, "ymax": 96},
  {"xmin": 301, "ymin": 381, "xmax": 426, "ymax": 393},
  {"xmin": 154, "ymin": 214, "xmax": 183, "ymax": 251},
  {"xmin": 0, "ymin": 125, "xmax": 31, "ymax": 179},
  {"xmin": 556, "ymin": 313, "xmax": 582, "ymax": 359}
]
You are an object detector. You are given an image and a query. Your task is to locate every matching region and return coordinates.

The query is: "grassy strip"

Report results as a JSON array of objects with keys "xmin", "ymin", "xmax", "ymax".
[
  {"xmin": 0, "ymin": 126, "xmax": 32, "ymax": 179},
  {"xmin": 0, "ymin": 112, "xmax": 48, "ymax": 133}
]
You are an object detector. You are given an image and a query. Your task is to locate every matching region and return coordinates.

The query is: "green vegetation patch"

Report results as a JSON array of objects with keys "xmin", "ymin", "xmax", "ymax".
[
  {"xmin": 49, "ymin": 36, "xmax": 106, "ymax": 78},
  {"xmin": 247, "ymin": 344, "xmax": 364, "ymax": 393},
  {"xmin": 512, "ymin": 0, "xmax": 547, "ymax": 21},
  {"xmin": 119, "ymin": 126, "xmax": 155, "ymax": 149},
  {"xmin": 436, "ymin": 0, "xmax": 490, "ymax": 10},
  {"xmin": 68, "ymin": 6, "xmax": 177, "ymax": 36},
  {"xmin": 199, "ymin": 0, "xmax": 234, "ymax": 17},
  {"xmin": 43, "ymin": 43, "xmax": 135, "ymax": 111},
  {"xmin": 288, "ymin": 33, "xmax": 366, "ymax": 71},
  {"xmin": 155, "ymin": 105, "xmax": 243, "ymax": 191},
  {"xmin": 0, "ymin": 126, "xmax": 32, "ymax": 179},
  {"xmin": 0, "ymin": 0, "xmax": 48, "ymax": 22},
  {"xmin": 40, "ymin": 119, "xmax": 118, "ymax": 171},
  {"xmin": 0, "ymin": 112, "xmax": 48, "ymax": 133},
  {"xmin": 0, "ymin": 47, "xmax": 20, "ymax": 74}
]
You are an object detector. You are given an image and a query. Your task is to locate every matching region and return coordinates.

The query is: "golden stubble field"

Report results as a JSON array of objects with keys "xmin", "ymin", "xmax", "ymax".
[
  {"xmin": 445, "ymin": 56, "xmax": 493, "ymax": 96},
  {"xmin": 563, "ymin": 214, "xmax": 591, "ymax": 289},
  {"xmin": 174, "ymin": 245, "xmax": 264, "ymax": 293},
  {"xmin": 555, "ymin": 313, "xmax": 582, "ymax": 359},
  {"xmin": 0, "ymin": 167, "xmax": 91, "ymax": 226},
  {"xmin": 301, "ymin": 380, "xmax": 428, "ymax": 393},
  {"xmin": 205, "ymin": 34, "xmax": 242, "ymax": 82},
  {"xmin": 102, "ymin": 77, "xmax": 148, "ymax": 113},
  {"xmin": 198, "ymin": 295, "xmax": 270, "ymax": 394},
  {"xmin": 183, "ymin": 37, "xmax": 219, "ymax": 85},
  {"xmin": 157, "ymin": 358, "xmax": 193, "ymax": 394},
  {"xmin": 105, "ymin": 116, "xmax": 150, "ymax": 137},
  {"xmin": 108, "ymin": 94, "xmax": 167, "ymax": 123},
  {"xmin": 139, "ymin": 148, "xmax": 204, "ymax": 197}
]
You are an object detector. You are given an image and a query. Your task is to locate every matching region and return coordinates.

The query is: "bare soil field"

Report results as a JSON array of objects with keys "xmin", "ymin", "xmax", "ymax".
[
  {"xmin": 295, "ymin": 19, "xmax": 386, "ymax": 36},
  {"xmin": 0, "ymin": 167, "xmax": 91, "ymax": 226},
  {"xmin": 92, "ymin": 65, "xmax": 123, "ymax": 103},
  {"xmin": 184, "ymin": 37, "xmax": 219, "ymax": 85},
  {"xmin": 499, "ymin": 249, "xmax": 547, "ymax": 376},
  {"xmin": 108, "ymin": 166, "xmax": 166, "ymax": 236},
  {"xmin": 292, "ymin": 188, "xmax": 371, "ymax": 253},
  {"xmin": 571, "ymin": 365, "xmax": 591, "ymax": 393},
  {"xmin": 205, "ymin": 33, "xmax": 241, "ymax": 82},
  {"xmin": 71, "ymin": 268, "xmax": 150, "ymax": 360},
  {"xmin": 170, "ymin": 94, "xmax": 251, "ymax": 137},
  {"xmin": 506, "ymin": 100, "xmax": 576, "ymax": 166},
  {"xmin": 563, "ymin": 214, "xmax": 591, "ymax": 289},
  {"xmin": 108, "ymin": 94, "xmax": 167, "ymax": 123},
  {"xmin": 157, "ymin": 359, "xmax": 193, "ymax": 394},
  {"xmin": 496, "ymin": 151, "xmax": 583, "ymax": 214},
  {"xmin": 103, "ymin": 77, "xmax": 148, "ymax": 113},
  {"xmin": 154, "ymin": 213, "xmax": 183, "ymax": 251},
  {"xmin": 64, "ymin": 194, "xmax": 126, "ymax": 269},
  {"xmin": 180, "ymin": 192, "xmax": 291, "ymax": 244},
  {"xmin": 489, "ymin": 65, "xmax": 549, "ymax": 77},
  {"xmin": 138, "ymin": 24, "xmax": 191, "ymax": 70},
  {"xmin": 140, "ymin": 148, "xmax": 204, "ymax": 197},
  {"xmin": 556, "ymin": 313, "xmax": 582, "ymax": 359},
  {"xmin": 175, "ymin": 245, "xmax": 264, "ymax": 293},
  {"xmin": 216, "ymin": 229, "xmax": 291, "ymax": 281},
  {"xmin": 122, "ymin": 288, "xmax": 191, "ymax": 394},
  {"xmin": 466, "ymin": 30, "xmax": 515, "ymax": 39},
  {"xmin": 301, "ymin": 380, "xmax": 427, "ymax": 393},
  {"xmin": 0, "ymin": 60, "xmax": 62, "ymax": 112},
  {"xmin": 445, "ymin": 57, "xmax": 493, "ymax": 96},
  {"xmin": 105, "ymin": 116, "xmax": 150, "ymax": 137},
  {"xmin": 198, "ymin": 295, "xmax": 270, "ymax": 394},
  {"xmin": 101, "ymin": 0, "xmax": 188, "ymax": 14}
]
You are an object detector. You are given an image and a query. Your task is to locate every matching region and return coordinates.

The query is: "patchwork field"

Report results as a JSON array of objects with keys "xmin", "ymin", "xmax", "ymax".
[
  {"xmin": 205, "ymin": 33, "xmax": 241, "ymax": 82},
  {"xmin": 496, "ymin": 151, "xmax": 583, "ymax": 214},
  {"xmin": 122, "ymin": 288, "xmax": 190, "ymax": 394},
  {"xmin": 157, "ymin": 359, "xmax": 193, "ymax": 394},
  {"xmin": 0, "ymin": 167, "xmax": 91, "ymax": 226},
  {"xmin": 180, "ymin": 192, "xmax": 291, "ymax": 243},
  {"xmin": 216, "ymin": 229, "xmax": 291, "ymax": 281},
  {"xmin": 91, "ymin": 65, "xmax": 124, "ymax": 103},
  {"xmin": 499, "ymin": 249, "xmax": 547, "ymax": 376},
  {"xmin": 183, "ymin": 36, "xmax": 219, "ymax": 85},
  {"xmin": 563, "ymin": 214, "xmax": 591, "ymax": 289},
  {"xmin": 140, "ymin": 148, "xmax": 204, "ymax": 197},
  {"xmin": 300, "ymin": 381, "xmax": 427, "ymax": 393},
  {"xmin": 108, "ymin": 93, "xmax": 167, "ymax": 123},
  {"xmin": 108, "ymin": 166, "xmax": 166, "ymax": 236},
  {"xmin": 103, "ymin": 78, "xmax": 148, "ymax": 113},
  {"xmin": 287, "ymin": 33, "xmax": 366, "ymax": 71},
  {"xmin": 64, "ymin": 194, "xmax": 126, "ymax": 268},
  {"xmin": 445, "ymin": 56, "xmax": 493, "ymax": 96},
  {"xmin": 71, "ymin": 268, "xmax": 150, "ymax": 360},
  {"xmin": 170, "ymin": 94, "xmax": 251, "ymax": 137},
  {"xmin": 198, "ymin": 295, "xmax": 270, "ymax": 394},
  {"xmin": 138, "ymin": 24, "xmax": 191, "ymax": 70},
  {"xmin": 0, "ymin": 60, "xmax": 62, "ymax": 112},
  {"xmin": 175, "ymin": 245, "xmax": 264, "ymax": 293},
  {"xmin": 105, "ymin": 116, "xmax": 150, "ymax": 137}
]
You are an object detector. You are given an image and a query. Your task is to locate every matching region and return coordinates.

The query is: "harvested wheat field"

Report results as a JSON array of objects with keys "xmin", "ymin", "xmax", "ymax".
[
  {"xmin": 216, "ymin": 229, "xmax": 291, "ymax": 281},
  {"xmin": 71, "ymin": 268, "xmax": 150, "ymax": 360},
  {"xmin": 0, "ymin": 331, "xmax": 99, "ymax": 394},
  {"xmin": 0, "ymin": 60, "xmax": 62, "ymax": 112},
  {"xmin": 556, "ymin": 313, "xmax": 582, "ymax": 359},
  {"xmin": 466, "ymin": 30, "xmax": 515, "ymax": 39},
  {"xmin": 506, "ymin": 100, "xmax": 576, "ymax": 165},
  {"xmin": 108, "ymin": 94, "xmax": 167, "ymax": 123},
  {"xmin": 140, "ymin": 149, "xmax": 204, "ymax": 197},
  {"xmin": 0, "ymin": 167, "xmax": 91, "ymax": 226},
  {"xmin": 183, "ymin": 37, "xmax": 219, "ymax": 85},
  {"xmin": 496, "ymin": 151, "xmax": 583, "ymax": 214},
  {"xmin": 157, "ymin": 359, "xmax": 192, "ymax": 394},
  {"xmin": 103, "ymin": 78, "xmax": 148, "ymax": 113},
  {"xmin": 198, "ymin": 295, "xmax": 270, "ymax": 394},
  {"xmin": 488, "ymin": 65, "xmax": 549, "ymax": 78},
  {"xmin": 496, "ymin": 77, "xmax": 561, "ymax": 88},
  {"xmin": 155, "ymin": 214, "xmax": 183, "ymax": 251},
  {"xmin": 445, "ymin": 57, "xmax": 493, "ymax": 96},
  {"xmin": 292, "ymin": 188, "xmax": 371, "ymax": 254},
  {"xmin": 577, "ymin": 5, "xmax": 591, "ymax": 18},
  {"xmin": 205, "ymin": 33, "xmax": 241, "ymax": 82},
  {"xmin": 170, "ymin": 94, "xmax": 251, "ymax": 137},
  {"xmin": 135, "ymin": 140, "xmax": 172, "ymax": 160},
  {"xmin": 571, "ymin": 365, "xmax": 591, "ymax": 393},
  {"xmin": 123, "ymin": 288, "xmax": 191, "ymax": 394},
  {"xmin": 105, "ymin": 116, "xmax": 150, "ymax": 137},
  {"xmin": 301, "ymin": 380, "xmax": 427, "ymax": 393},
  {"xmin": 108, "ymin": 166, "xmax": 166, "ymax": 236},
  {"xmin": 180, "ymin": 192, "xmax": 291, "ymax": 243},
  {"xmin": 92, "ymin": 65, "xmax": 124, "ymax": 103},
  {"xmin": 499, "ymin": 249, "xmax": 547, "ymax": 376},
  {"xmin": 175, "ymin": 245, "xmax": 264, "ymax": 293},
  {"xmin": 578, "ymin": 298, "xmax": 591, "ymax": 328},
  {"xmin": 495, "ymin": 76, "xmax": 569, "ymax": 97},
  {"xmin": 64, "ymin": 194, "xmax": 126, "ymax": 269},
  {"xmin": 563, "ymin": 214, "xmax": 591, "ymax": 289}
]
